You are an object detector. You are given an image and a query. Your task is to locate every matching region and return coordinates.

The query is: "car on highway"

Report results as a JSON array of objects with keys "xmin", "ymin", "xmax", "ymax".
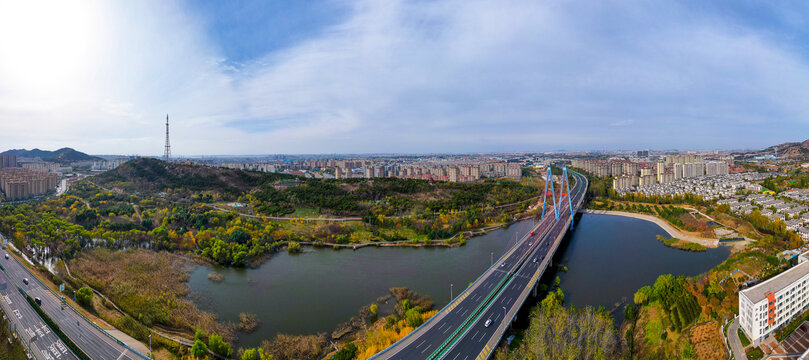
[
  {"xmin": 3, "ymin": 253, "xmax": 7, "ymax": 259},
  {"xmin": 484, "ymin": 319, "xmax": 492, "ymax": 327},
  {"xmin": 23, "ymin": 278, "xmax": 28, "ymax": 285},
  {"xmin": 34, "ymin": 297, "xmax": 41, "ymax": 306},
  {"xmin": 533, "ymin": 257, "xmax": 537, "ymax": 263},
  {"xmin": 530, "ymin": 231, "xmax": 534, "ymax": 236},
  {"xmin": 500, "ymin": 263, "xmax": 505, "ymax": 268}
]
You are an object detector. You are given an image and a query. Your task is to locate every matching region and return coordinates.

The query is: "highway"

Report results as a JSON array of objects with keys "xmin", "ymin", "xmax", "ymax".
[
  {"xmin": 372, "ymin": 169, "xmax": 587, "ymax": 360},
  {"xmin": 0, "ymin": 267, "xmax": 79, "ymax": 360},
  {"xmin": 0, "ymin": 246, "xmax": 147, "ymax": 360},
  {"xmin": 439, "ymin": 171, "xmax": 586, "ymax": 360}
]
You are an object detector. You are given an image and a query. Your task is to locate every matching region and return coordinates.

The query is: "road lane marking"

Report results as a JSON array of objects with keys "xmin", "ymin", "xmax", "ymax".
[
  {"xmin": 116, "ymin": 349, "xmax": 129, "ymax": 360},
  {"xmin": 41, "ymin": 349, "xmax": 54, "ymax": 360},
  {"xmin": 416, "ymin": 340, "xmax": 425, "ymax": 349},
  {"xmin": 420, "ymin": 344, "xmax": 432, "ymax": 354}
]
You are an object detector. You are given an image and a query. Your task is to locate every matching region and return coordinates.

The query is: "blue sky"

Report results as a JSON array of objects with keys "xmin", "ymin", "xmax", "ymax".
[{"xmin": 1, "ymin": 0, "xmax": 809, "ymax": 155}]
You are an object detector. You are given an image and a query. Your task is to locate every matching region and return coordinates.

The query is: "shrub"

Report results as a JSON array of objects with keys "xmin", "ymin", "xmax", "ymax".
[
  {"xmin": 76, "ymin": 286, "xmax": 94, "ymax": 308},
  {"xmin": 242, "ymin": 347, "xmax": 270, "ymax": 360},
  {"xmin": 192, "ymin": 339, "xmax": 209, "ymax": 358},
  {"xmin": 209, "ymin": 333, "xmax": 233, "ymax": 357}
]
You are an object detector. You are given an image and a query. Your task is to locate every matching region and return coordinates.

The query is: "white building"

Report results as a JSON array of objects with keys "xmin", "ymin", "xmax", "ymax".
[{"xmin": 739, "ymin": 258, "xmax": 809, "ymax": 344}]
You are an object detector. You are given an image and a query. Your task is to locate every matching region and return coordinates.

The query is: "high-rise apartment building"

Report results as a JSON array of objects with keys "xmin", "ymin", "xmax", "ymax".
[
  {"xmin": 0, "ymin": 168, "xmax": 59, "ymax": 200},
  {"xmin": 740, "ymin": 255, "xmax": 809, "ymax": 345},
  {"xmin": 0, "ymin": 154, "xmax": 16, "ymax": 168}
]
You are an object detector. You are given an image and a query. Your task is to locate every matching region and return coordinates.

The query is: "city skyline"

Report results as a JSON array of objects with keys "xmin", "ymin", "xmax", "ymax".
[{"xmin": 2, "ymin": 1, "xmax": 809, "ymax": 155}]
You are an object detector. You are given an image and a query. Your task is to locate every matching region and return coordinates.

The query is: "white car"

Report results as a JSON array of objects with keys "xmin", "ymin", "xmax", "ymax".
[{"xmin": 484, "ymin": 319, "xmax": 492, "ymax": 327}]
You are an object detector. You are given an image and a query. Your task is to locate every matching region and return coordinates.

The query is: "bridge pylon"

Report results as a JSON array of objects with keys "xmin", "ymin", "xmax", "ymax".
[
  {"xmin": 540, "ymin": 166, "xmax": 558, "ymax": 220},
  {"xmin": 558, "ymin": 166, "xmax": 575, "ymax": 229}
]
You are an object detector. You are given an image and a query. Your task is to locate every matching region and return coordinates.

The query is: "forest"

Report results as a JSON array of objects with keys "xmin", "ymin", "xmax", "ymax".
[{"xmin": 0, "ymin": 159, "xmax": 541, "ymax": 267}]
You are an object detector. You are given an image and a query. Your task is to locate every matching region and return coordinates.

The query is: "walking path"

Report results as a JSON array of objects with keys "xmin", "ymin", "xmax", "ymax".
[
  {"xmin": 581, "ymin": 209, "xmax": 720, "ymax": 247},
  {"xmin": 728, "ymin": 317, "xmax": 749, "ymax": 360}
]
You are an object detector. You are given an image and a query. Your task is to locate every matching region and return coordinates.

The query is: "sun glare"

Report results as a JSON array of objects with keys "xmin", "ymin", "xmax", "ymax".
[{"xmin": 0, "ymin": 1, "xmax": 100, "ymax": 96}]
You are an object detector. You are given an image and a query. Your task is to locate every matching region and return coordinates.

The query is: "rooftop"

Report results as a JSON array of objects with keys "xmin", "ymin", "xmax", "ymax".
[{"xmin": 742, "ymin": 260, "xmax": 809, "ymax": 303}]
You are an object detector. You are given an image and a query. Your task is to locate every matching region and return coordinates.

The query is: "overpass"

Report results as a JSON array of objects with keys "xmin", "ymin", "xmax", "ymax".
[{"xmin": 372, "ymin": 167, "xmax": 588, "ymax": 360}]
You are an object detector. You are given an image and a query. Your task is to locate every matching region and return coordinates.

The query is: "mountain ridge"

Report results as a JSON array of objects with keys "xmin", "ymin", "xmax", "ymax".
[{"xmin": 2, "ymin": 147, "xmax": 102, "ymax": 164}]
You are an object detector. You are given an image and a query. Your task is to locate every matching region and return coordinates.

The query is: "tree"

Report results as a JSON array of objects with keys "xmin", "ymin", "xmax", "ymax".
[
  {"xmin": 208, "ymin": 333, "xmax": 233, "ymax": 357},
  {"xmin": 242, "ymin": 347, "xmax": 271, "ymax": 360},
  {"xmin": 76, "ymin": 286, "xmax": 94, "ymax": 307},
  {"xmin": 332, "ymin": 343, "xmax": 357, "ymax": 360},
  {"xmin": 287, "ymin": 242, "xmax": 302, "ymax": 253},
  {"xmin": 405, "ymin": 307, "xmax": 424, "ymax": 327},
  {"xmin": 229, "ymin": 228, "xmax": 251, "ymax": 244},
  {"xmin": 370, "ymin": 304, "xmax": 378, "ymax": 315},
  {"xmin": 192, "ymin": 339, "xmax": 209, "ymax": 358},
  {"xmin": 634, "ymin": 286, "xmax": 652, "ymax": 305}
]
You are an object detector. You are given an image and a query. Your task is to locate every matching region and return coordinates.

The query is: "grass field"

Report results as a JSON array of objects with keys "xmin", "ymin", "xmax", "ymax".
[
  {"xmin": 738, "ymin": 328, "xmax": 751, "ymax": 347},
  {"xmin": 646, "ymin": 309, "xmax": 664, "ymax": 345},
  {"xmin": 289, "ymin": 207, "xmax": 321, "ymax": 218}
]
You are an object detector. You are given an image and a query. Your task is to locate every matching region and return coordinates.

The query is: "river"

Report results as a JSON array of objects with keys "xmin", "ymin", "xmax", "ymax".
[{"xmin": 187, "ymin": 213, "xmax": 730, "ymax": 347}]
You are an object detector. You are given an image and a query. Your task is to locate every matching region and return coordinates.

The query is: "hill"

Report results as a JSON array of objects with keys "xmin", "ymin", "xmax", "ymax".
[
  {"xmin": 767, "ymin": 139, "xmax": 809, "ymax": 159},
  {"xmin": 2, "ymin": 148, "xmax": 102, "ymax": 164},
  {"xmin": 93, "ymin": 157, "xmax": 289, "ymax": 195}
]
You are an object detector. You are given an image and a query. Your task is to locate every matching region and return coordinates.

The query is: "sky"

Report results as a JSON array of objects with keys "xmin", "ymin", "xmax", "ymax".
[{"xmin": 1, "ymin": 0, "xmax": 809, "ymax": 155}]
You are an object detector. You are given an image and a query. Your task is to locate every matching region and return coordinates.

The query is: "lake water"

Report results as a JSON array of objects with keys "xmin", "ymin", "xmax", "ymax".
[
  {"xmin": 187, "ymin": 214, "xmax": 730, "ymax": 347},
  {"xmin": 187, "ymin": 220, "xmax": 539, "ymax": 347},
  {"xmin": 556, "ymin": 214, "xmax": 730, "ymax": 316}
]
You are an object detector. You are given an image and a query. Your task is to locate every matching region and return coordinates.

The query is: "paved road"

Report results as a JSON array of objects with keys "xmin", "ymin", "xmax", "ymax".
[
  {"xmin": 728, "ymin": 317, "xmax": 748, "ymax": 360},
  {"xmin": 439, "ymin": 171, "xmax": 586, "ymax": 360},
  {"xmin": 0, "ymin": 248, "xmax": 146, "ymax": 360},
  {"xmin": 0, "ymin": 268, "xmax": 79, "ymax": 360},
  {"xmin": 372, "ymin": 169, "xmax": 586, "ymax": 360}
]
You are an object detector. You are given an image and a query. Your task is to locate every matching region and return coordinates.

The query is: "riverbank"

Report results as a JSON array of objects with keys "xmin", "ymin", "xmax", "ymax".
[
  {"xmin": 581, "ymin": 209, "xmax": 720, "ymax": 248},
  {"xmin": 655, "ymin": 235, "xmax": 707, "ymax": 252}
]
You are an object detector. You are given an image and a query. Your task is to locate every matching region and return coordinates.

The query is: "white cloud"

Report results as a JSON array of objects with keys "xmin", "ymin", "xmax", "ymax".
[{"xmin": 1, "ymin": 0, "xmax": 809, "ymax": 154}]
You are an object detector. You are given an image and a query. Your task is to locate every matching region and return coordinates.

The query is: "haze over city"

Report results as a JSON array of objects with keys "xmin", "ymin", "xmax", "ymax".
[{"xmin": 2, "ymin": 1, "xmax": 809, "ymax": 155}]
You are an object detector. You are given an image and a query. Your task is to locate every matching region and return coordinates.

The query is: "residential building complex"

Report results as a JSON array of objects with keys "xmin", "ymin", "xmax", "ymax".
[{"xmin": 0, "ymin": 167, "xmax": 59, "ymax": 201}]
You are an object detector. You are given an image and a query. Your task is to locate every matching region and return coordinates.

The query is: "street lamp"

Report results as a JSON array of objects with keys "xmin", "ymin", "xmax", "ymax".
[
  {"xmin": 450, "ymin": 283, "xmax": 454, "ymax": 300},
  {"xmin": 491, "ymin": 252, "xmax": 493, "ymax": 266},
  {"xmin": 148, "ymin": 334, "xmax": 152, "ymax": 359},
  {"xmin": 502, "ymin": 306, "xmax": 507, "ymax": 322}
]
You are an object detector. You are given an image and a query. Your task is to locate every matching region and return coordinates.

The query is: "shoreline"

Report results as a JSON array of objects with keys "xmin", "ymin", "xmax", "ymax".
[{"xmin": 581, "ymin": 209, "xmax": 720, "ymax": 248}]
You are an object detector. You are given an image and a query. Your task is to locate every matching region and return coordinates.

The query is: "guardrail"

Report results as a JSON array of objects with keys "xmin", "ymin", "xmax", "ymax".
[
  {"xmin": 0, "ymin": 280, "xmax": 41, "ymax": 360},
  {"xmin": 437, "ymin": 171, "xmax": 587, "ymax": 360},
  {"xmin": 1, "ymin": 241, "xmax": 152, "ymax": 360},
  {"xmin": 368, "ymin": 219, "xmax": 546, "ymax": 359}
]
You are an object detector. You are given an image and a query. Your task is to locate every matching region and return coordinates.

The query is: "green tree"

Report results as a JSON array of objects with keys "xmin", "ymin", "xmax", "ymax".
[
  {"xmin": 208, "ymin": 333, "xmax": 232, "ymax": 357},
  {"xmin": 332, "ymin": 343, "xmax": 358, "ymax": 360},
  {"xmin": 191, "ymin": 339, "xmax": 209, "ymax": 358},
  {"xmin": 242, "ymin": 347, "xmax": 271, "ymax": 360},
  {"xmin": 405, "ymin": 307, "xmax": 424, "ymax": 327},
  {"xmin": 76, "ymin": 286, "xmax": 94, "ymax": 307},
  {"xmin": 287, "ymin": 242, "xmax": 302, "ymax": 253},
  {"xmin": 634, "ymin": 286, "xmax": 652, "ymax": 305},
  {"xmin": 370, "ymin": 304, "xmax": 378, "ymax": 315},
  {"xmin": 229, "ymin": 228, "xmax": 251, "ymax": 243}
]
